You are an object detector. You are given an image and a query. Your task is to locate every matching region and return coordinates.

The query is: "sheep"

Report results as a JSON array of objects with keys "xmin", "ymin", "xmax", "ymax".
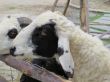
[
  {"xmin": 11, "ymin": 11, "xmax": 110, "ymax": 82},
  {"xmin": 18, "ymin": 21, "xmax": 70, "ymax": 82},
  {"xmin": 0, "ymin": 15, "xmax": 32, "ymax": 55},
  {"xmin": 10, "ymin": 11, "xmax": 75, "ymax": 82},
  {"xmin": 0, "ymin": 15, "xmax": 32, "ymax": 81},
  {"xmin": 10, "ymin": 12, "xmax": 74, "ymax": 77}
]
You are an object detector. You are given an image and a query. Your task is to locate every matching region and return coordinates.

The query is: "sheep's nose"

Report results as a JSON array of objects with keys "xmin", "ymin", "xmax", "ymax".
[{"xmin": 10, "ymin": 47, "xmax": 16, "ymax": 56}]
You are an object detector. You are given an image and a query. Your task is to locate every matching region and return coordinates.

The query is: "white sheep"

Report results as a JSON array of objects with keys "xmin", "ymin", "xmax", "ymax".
[
  {"xmin": 38, "ymin": 11, "xmax": 110, "ymax": 82},
  {"xmin": 0, "ymin": 15, "xmax": 32, "ymax": 55},
  {"xmin": 0, "ymin": 15, "xmax": 32, "ymax": 81},
  {"xmin": 11, "ymin": 11, "xmax": 110, "ymax": 82},
  {"xmin": 43, "ymin": 11, "xmax": 110, "ymax": 82}
]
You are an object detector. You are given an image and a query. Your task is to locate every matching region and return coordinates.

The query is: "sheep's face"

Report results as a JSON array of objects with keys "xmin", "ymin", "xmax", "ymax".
[
  {"xmin": 10, "ymin": 11, "xmax": 69, "ymax": 57},
  {"xmin": 0, "ymin": 16, "xmax": 32, "ymax": 55},
  {"xmin": 10, "ymin": 22, "xmax": 58, "ymax": 57},
  {"xmin": 0, "ymin": 16, "xmax": 21, "ymax": 54}
]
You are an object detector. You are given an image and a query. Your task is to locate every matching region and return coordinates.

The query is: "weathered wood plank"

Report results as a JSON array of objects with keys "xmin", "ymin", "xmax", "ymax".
[
  {"xmin": 63, "ymin": 0, "xmax": 70, "ymax": 15},
  {"xmin": 0, "ymin": 55, "xmax": 71, "ymax": 82},
  {"xmin": 52, "ymin": 0, "xmax": 59, "ymax": 11},
  {"xmin": 80, "ymin": 0, "xmax": 89, "ymax": 32}
]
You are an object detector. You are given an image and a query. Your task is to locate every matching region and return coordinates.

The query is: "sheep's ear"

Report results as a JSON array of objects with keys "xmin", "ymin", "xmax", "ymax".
[
  {"xmin": 17, "ymin": 17, "xmax": 32, "ymax": 28},
  {"xmin": 57, "ymin": 33, "xmax": 74, "ymax": 78}
]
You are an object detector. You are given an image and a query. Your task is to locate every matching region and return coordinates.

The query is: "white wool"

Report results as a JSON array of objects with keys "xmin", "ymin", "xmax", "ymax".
[
  {"xmin": 48, "ymin": 11, "xmax": 110, "ymax": 82},
  {"xmin": 52, "ymin": 11, "xmax": 110, "ymax": 82},
  {"xmin": 0, "ymin": 16, "xmax": 21, "ymax": 54},
  {"xmin": 12, "ymin": 11, "xmax": 110, "ymax": 82},
  {"xmin": 62, "ymin": 26, "xmax": 110, "ymax": 82}
]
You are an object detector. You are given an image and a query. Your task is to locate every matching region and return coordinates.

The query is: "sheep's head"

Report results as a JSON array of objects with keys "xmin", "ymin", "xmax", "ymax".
[
  {"xmin": 10, "ymin": 11, "xmax": 60, "ymax": 57},
  {"xmin": 0, "ymin": 16, "xmax": 32, "ymax": 55},
  {"xmin": 10, "ymin": 11, "xmax": 74, "ymax": 78},
  {"xmin": 10, "ymin": 11, "xmax": 75, "ymax": 56},
  {"xmin": 10, "ymin": 21, "xmax": 58, "ymax": 58}
]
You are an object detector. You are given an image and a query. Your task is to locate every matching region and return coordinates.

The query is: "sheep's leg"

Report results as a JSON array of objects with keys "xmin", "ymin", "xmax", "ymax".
[{"xmin": 56, "ymin": 33, "xmax": 74, "ymax": 78}]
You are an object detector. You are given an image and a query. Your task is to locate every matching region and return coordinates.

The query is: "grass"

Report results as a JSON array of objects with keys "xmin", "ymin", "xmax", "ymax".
[
  {"xmin": 89, "ymin": 13, "xmax": 104, "ymax": 22},
  {"xmin": 102, "ymin": 39, "xmax": 110, "ymax": 45},
  {"xmin": 8, "ymin": 6, "xmax": 16, "ymax": 10},
  {"xmin": 89, "ymin": 12, "xmax": 110, "ymax": 45},
  {"xmin": 90, "ymin": 27, "xmax": 107, "ymax": 32}
]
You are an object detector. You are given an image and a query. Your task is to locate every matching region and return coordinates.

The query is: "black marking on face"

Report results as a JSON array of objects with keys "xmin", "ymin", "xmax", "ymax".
[
  {"xmin": 32, "ymin": 23, "xmax": 58, "ymax": 58},
  {"xmin": 7, "ymin": 28, "xmax": 18, "ymax": 39},
  {"xmin": 7, "ymin": 15, "xmax": 11, "ymax": 18},
  {"xmin": 65, "ymin": 50, "xmax": 68, "ymax": 53},
  {"xmin": 10, "ymin": 47, "xmax": 16, "ymax": 56},
  {"xmin": 57, "ymin": 47, "xmax": 64, "ymax": 56}
]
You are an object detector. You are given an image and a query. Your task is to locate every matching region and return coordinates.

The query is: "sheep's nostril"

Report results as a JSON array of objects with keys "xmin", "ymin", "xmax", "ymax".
[{"xmin": 10, "ymin": 47, "xmax": 16, "ymax": 56}]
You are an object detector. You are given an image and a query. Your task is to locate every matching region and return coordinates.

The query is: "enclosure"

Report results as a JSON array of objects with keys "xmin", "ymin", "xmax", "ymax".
[{"xmin": 0, "ymin": 0, "xmax": 110, "ymax": 82}]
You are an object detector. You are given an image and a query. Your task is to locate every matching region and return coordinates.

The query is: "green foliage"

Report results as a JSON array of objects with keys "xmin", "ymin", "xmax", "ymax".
[
  {"xmin": 90, "ymin": 27, "xmax": 107, "ymax": 32},
  {"xmin": 8, "ymin": 6, "xmax": 16, "ymax": 10},
  {"xmin": 102, "ymin": 39, "xmax": 110, "ymax": 45},
  {"xmin": 89, "ymin": 13, "xmax": 104, "ymax": 22}
]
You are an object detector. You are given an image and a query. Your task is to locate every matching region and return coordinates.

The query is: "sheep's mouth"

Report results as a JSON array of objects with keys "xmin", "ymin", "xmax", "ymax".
[{"xmin": 0, "ymin": 54, "xmax": 10, "ymax": 60}]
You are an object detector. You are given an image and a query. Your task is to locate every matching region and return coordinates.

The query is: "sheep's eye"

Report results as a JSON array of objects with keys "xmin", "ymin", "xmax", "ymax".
[{"xmin": 7, "ymin": 28, "xmax": 18, "ymax": 39}]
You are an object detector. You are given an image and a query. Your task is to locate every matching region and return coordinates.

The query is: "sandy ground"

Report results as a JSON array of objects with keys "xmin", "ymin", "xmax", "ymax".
[{"xmin": 0, "ymin": 0, "xmax": 66, "ymax": 15}]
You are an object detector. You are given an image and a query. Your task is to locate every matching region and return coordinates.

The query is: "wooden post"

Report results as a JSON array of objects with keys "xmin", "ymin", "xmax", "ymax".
[
  {"xmin": 0, "ymin": 55, "xmax": 71, "ymax": 82},
  {"xmin": 80, "ymin": 0, "xmax": 89, "ymax": 32},
  {"xmin": 52, "ymin": 0, "xmax": 59, "ymax": 11},
  {"xmin": 63, "ymin": 0, "xmax": 70, "ymax": 16}
]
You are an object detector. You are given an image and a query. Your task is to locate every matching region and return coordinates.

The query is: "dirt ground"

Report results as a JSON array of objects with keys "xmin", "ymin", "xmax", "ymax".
[
  {"xmin": 0, "ymin": 0, "xmax": 110, "ymax": 15},
  {"xmin": 71, "ymin": 0, "xmax": 110, "ymax": 12},
  {"xmin": 0, "ymin": 0, "xmax": 66, "ymax": 15},
  {"xmin": 0, "ymin": 0, "xmax": 109, "ymax": 23}
]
